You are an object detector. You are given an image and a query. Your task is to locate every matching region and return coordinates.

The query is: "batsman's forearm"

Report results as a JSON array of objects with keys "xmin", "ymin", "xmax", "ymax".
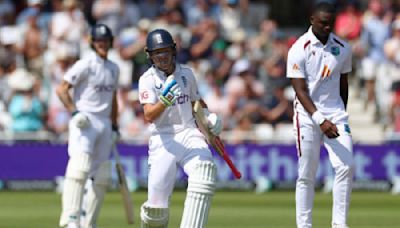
[
  {"xmin": 296, "ymin": 90, "xmax": 318, "ymax": 115},
  {"xmin": 340, "ymin": 74, "xmax": 349, "ymax": 110},
  {"xmin": 56, "ymin": 86, "xmax": 75, "ymax": 113},
  {"xmin": 143, "ymin": 102, "xmax": 167, "ymax": 122},
  {"xmin": 111, "ymin": 92, "xmax": 118, "ymax": 125}
]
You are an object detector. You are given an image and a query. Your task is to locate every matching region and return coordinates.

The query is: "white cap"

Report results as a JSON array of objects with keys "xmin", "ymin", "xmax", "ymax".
[
  {"xmin": 127, "ymin": 90, "xmax": 139, "ymax": 101},
  {"xmin": 231, "ymin": 59, "xmax": 250, "ymax": 75},
  {"xmin": 63, "ymin": 0, "xmax": 78, "ymax": 8},
  {"xmin": 393, "ymin": 19, "xmax": 400, "ymax": 30},
  {"xmin": 28, "ymin": 0, "xmax": 44, "ymax": 6},
  {"xmin": 8, "ymin": 69, "xmax": 35, "ymax": 91},
  {"xmin": 0, "ymin": 26, "xmax": 21, "ymax": 45},
  {"xmin": 231, "ymin": 28, "xmax": 246, "ymax": 43},
  {"xmin": 55, "ymin": 43, "xmax": 79, "ymax": 60},
  {"xmin": 138, "ymin": 19, "xmax": 151, "ymax": 31}
]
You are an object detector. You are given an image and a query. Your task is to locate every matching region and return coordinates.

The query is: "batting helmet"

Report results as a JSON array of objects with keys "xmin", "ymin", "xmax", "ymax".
[
  {"xmin": 89, "ymin": 24, "xmax": 113, "ymax": 49},
  {"xmin": 145, "ymin": 29, "xmax": 176, "ymax": 53}
]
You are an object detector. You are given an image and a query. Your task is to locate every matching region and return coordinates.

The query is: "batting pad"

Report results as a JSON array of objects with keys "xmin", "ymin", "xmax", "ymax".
[
  {"xmin": 140, "ymin": 204, "xmax": 169, "ymax": 228},
  {"xmin": 81, "ymin": 161, "xmax": 111, "ymax": 228},
  {"xmin": 180, "ymin": 161, "xmax": 217, "ymax": 228},
  {"xmin": 60, "ymin": 153, "xmax": 92, "ymax": 227}
]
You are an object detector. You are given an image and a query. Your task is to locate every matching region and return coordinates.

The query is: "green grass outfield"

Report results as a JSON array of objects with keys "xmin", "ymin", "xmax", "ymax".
[{"xmin": 0, "ymin": 191, "xmax": 398, "ymax": 228}]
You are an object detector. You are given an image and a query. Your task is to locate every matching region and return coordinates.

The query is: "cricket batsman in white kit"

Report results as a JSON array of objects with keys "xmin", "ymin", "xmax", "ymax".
[
  {"xmin": 56, "ymin": 23, "xmax": 119, "ymax": 228},
  {"xmin": 286, "ymin": 2, "xmax": 354, "ymax": 228},
  {"xmin": 138, "ymin": 28, "xmax": 222, "ymax": 228}
]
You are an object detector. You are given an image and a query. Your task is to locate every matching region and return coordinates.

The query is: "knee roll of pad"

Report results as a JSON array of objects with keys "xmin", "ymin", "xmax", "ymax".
[
  {"xmin": 93, "ymin": 160, "xmax": 112, "ymax": 186},
  {"xmin": 140, "ymin": 204, "xmax": 169, "ymax": 228},
  {"xmin": 187, "ymin": 161, "xmax": 217, "ymax": 195},
  {"xmin": 65, "ymin": 153, "xmax": 92, "ymax": 180}
]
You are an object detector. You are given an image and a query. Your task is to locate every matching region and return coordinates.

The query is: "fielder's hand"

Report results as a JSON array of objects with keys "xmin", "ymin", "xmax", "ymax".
[
  {"xmin": 159, "ymin": 75, "xmax": 182, "ymax": 107},
  {"xmin": 320, "ymin": 120, "xmax": 340, "ymax": 138},
  {"xmin": 71, "ymin": 111, "xmax": 90, "ymax": 129},
  {"xmin": 203, "ymin": 108, "xmax": 222, "ymax": 136}
]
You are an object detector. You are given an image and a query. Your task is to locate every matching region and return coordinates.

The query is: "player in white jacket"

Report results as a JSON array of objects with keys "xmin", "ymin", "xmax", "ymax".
[
  {"xmin": 56, "ymin": 24, "xmax": 119, "ymax": 228},
  {"xmin": 138, "ymin": 28, "xmax": 222, "ymax": 228},
  {"xmin": 287, "ymin": 2, "xmax": 354, "ymax": 228}
]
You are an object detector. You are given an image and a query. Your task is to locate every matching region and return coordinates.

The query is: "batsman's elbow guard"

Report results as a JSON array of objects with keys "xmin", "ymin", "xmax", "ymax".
[{"xmin": 71, "ymin": 111, "xmax": 90, "ymax": 129}]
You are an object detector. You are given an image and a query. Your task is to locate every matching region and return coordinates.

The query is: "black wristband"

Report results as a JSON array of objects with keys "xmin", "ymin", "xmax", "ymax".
[
  {"xmin": 112, "ymin": 124, "xmax": 119, "ymax": 132},
  {"xmin": 71, "ymin": 110, "xmax": 79, "ymax": 116}
]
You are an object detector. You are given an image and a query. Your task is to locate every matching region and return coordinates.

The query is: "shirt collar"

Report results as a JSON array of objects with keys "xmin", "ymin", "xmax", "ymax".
[
  {"xmin": 93, "ymin": 52, "xmax": 107, "ymax": 64},
  {"xmin": 307, "ymin": 26, "xmax": 334, "ymax": 46},
  {"xmin": 153, "ymin": 63, "xmax": 180, "ymax": 78}
]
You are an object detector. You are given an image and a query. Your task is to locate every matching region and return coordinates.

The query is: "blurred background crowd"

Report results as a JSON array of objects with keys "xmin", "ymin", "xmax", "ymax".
[{"xmin": 0, "ymin": 0, "xmax": 399, "ymax": 144}]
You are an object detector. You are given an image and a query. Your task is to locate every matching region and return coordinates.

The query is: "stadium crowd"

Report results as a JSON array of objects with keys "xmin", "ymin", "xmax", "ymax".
[{"xmin": 0, "ymin": 0, "xmax": 399, "ymax": 144}]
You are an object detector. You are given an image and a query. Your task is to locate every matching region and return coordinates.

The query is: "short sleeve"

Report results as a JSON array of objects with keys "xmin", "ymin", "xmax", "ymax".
[
  {"xmin": 113, "ymin": 64, "xmax": 120, "ymax": 87},
  {"xmin": 138, "ymin": 75, "xmax": 158, "ymax": 104},
  {"xmin": 188, "ymin": 70, "xmax": 201, "ymax": 102},
  {"xmin": 341, "ymin": 49, "xmax": 352, "ymax": 74},
  {"xmin": 63, "ymin": 59, "xmax": 87, "ymax": 85},
  {"xmin": 286, "ymin": 45, "xmax": 306, "ymax": 79}
]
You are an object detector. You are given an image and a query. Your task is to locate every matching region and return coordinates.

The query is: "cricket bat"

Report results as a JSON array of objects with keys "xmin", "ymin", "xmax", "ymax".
[
  {"xmin": 193, "ymin": 101, "xmax": 242, "ymax": 179},
  {"xmin": 113, "ymin": 145, "xmax": 135, "ymax": 224}
]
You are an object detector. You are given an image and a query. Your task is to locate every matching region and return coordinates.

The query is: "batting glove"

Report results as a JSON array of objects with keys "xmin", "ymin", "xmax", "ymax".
[
  {"xmin": 203, "ymin": 108, "xmax": 223, "ymax": 136},
  {"xmin": 71, "ymin": 110, "xmax": 90, "ymax": 129},
  {"xmin": 159, "ymin": 75, "xmax": 182, "ymax": 107}
]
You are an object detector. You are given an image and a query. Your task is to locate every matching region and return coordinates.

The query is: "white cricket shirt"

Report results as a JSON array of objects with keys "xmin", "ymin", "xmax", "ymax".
[
  {"xmin": 287, "ymin": 27, "xmax": 352, "ymax": 123},
  {"xmin": 64, "ymin": 53, "xmax": 119, "ymax": 117},
  {"xmin": 138, "ymin": 64, "xmax": 201, "ymax": 135}
]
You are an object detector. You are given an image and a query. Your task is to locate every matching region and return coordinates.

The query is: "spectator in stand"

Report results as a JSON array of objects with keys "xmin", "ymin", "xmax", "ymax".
[
  {"xmin": 359, "ymin": 0, "xmax": 391, "ymax": 115},
  {"xmin": 92, "ymin": 0, "xmax": 122, "ymax": 34},
  {"xmin": 184, "ymin": 0, "xmax": 213, "ymax": 27},
  {"xmin": 117, "ymin": 19, "xmax": 150, "ymax": 88},
  {"xmin": 218, "ymin": 0, "xmax": 248, "ymax": 42},
  {"xmin": 228, "ymin": 112, "xmax": 255, "ymax": 144},
  {"xmin": 137, "ymin": 0, "xmax": 162, "ymax": 20},
  {"xmin": 334, "ymin": 0, "xmax": 364, "ymax": 98},
  {"xmin": 48, "ymin": 0, "xmax": 87, "ymax": 53},
  {"xmin": 189, "ymin": 17, "xmax": 218, "ymax": 60},
  {"xmin": 334, "ymin": 1, "xmax": 362, "ymax": 42},
  {"xmin": 16, "ymin": 0, "xmax": 51, "ymax": 35},
  {"xmin": 0, "ymin": 50, "xmax": 16, "ymax": 105},
  {"xmin": 7, "ymin": 69, "xmax": 44, "ymax": 132},
  {"xmin": 118, "ymin": 88, "xmax": 149, "ymax": 142},
  {"xmin": 384, "ymin": 18, "xmax": 400, "ymax": 130},
  {"xmin": 19, "ymin": 7, "xmax": 45, "ymax": 77},
  {"xmin": 47, "ymin": 43, "xmax": 78, "ymax": 136},
  {"xmin": 390, "ymin": 90, "xmax": 400, "ymax": 134},
  {"xmin": 0, "ymin": 49, "xmax": 16, "ymax": 130},
  {"xmin": 208, "ymin": 39, "xmax": 234, "ymax": 83},
  {"xmin": 0, "ymin": 0, "xmax": 14, "ymax": 26}
]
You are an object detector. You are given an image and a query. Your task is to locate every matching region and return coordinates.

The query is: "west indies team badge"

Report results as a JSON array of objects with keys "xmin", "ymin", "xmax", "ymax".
[{"xmin": 331, "ymin": 46, "xmax": 340, "ymax": 56}]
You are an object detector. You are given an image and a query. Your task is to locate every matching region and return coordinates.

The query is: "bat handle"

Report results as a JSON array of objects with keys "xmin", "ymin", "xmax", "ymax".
[{"xmin": 222, "ymin": 153, "xmax": 242, "ymax": 179}]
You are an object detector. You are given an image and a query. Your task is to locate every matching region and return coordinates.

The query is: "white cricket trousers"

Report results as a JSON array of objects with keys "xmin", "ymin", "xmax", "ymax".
[
  {"xmin": 294, "ymin": 112, "xmax": 354, "ymax": 228},
  {"xmin": 145, "ymin": 127, "xmax": 213, "ymax": 208}
]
